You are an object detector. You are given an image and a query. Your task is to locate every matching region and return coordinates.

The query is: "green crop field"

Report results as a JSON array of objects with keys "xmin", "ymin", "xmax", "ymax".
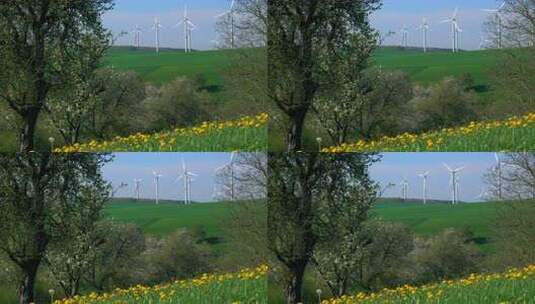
[
  {"xmin": 373, "ymin": 47, "xmax": 499, "ymax": 89},
  {"xmin": 104, "ymin": 47, "xmax": 232, "ymax": 87},
  {"xmin": 374, "ymin": 201, "xmax": 497, "ymax": 250},
  {"xmin": 104, "ymin": 198, "xmax": 232, "ymax": 238}
]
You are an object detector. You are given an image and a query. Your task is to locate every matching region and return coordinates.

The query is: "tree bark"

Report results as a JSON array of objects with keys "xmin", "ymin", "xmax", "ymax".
[
  {"xmin": 18, "ymin": 261, "xmax": 40, "ymax": 304},
  {"xmin": 285, "ymin": 262, "xmax": 306, "ymax": 304},
  {"xmin": 286, "ymin": 110, "xmax": 307, "ymax": 152},
  {"xmin": 19, "ymin": 108, "xmax": 40, "ymax": 152}
]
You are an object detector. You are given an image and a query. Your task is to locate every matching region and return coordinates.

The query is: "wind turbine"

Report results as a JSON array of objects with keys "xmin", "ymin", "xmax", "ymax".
[
  {"xmin": 152, "ymin": 170, "xmax": 163, "ymax": 204},
  {"xmin": 482, "ymin": 1, "xmax": 506, "ymax": 48},
  {"xmin": 417, "ymin": 18, "xmax": 430, "ymax": 52},
  {"xmin": 494, "ymin": 153, "xmax": 503, "ymax": 200},
  {"xmin": 215, "ymin": 0, "xmax": 237, "ymax": 48},
  {"xmin": 440, "ymin": 7, "xmax": 461, "ymax": 53},
  {"xmin": 215, "ymin": 152, "xmax": 237, "ymax": 201},
  {"xmin": 176, "ymin": 5, "xmax": 196, "ymax": 53},
  {"xmin": 399, "ymin": 24, "xmax": 409, "ymax": 48},
  {"xmin": 132, "ymin": 25, "xmax": 143, "ymax": 48},
  {"xmin": 443, "ymin": 163, "xmax": 465, "ymax": 204},
  {"xmin": 134, "ymin": 179, "xmax": 142, "ymax": 200},
  {"xmin": 152, "ymin": 17, "xmax": 164, "ymax": 53},
  {"xmin": 177, "ymin": 159, "xmax": 198, "ymax": 204},
  {"xmin": 400, "ymin": 178, "xmax": 409, "ymax": 201},
  {"xmin": 418, "ymin": 171, "xmax": 430, "ymax": 204}
]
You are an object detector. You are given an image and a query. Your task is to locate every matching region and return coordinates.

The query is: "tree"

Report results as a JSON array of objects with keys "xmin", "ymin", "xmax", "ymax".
[
  {"xmin": 214, "ymin": 153, "xmax": 267, "ymax": 201},
  {"xmin": 485, "ymin": 153, "xmax": 535, "ymax": 200},
  {"xmin": 0, "ymin": 1, "xmax": 113, "ymax": 152},
  {"xmin": 314, "ymin": 68, "xmax": 412, "ymax": 145},
  {"xmin": 413, "ymin": 77, "xmax": 477, "ymax": 131},
  {"xmin": 268, "ymin": 153, "xmax": 379, "ymax": 303},
  {"xmin": 485, "ymin": 0, "xmax": 535, "ymax": 48},
  {"xmin": 268, "ymin": 0, "xmax": 382, "ymax": 151},
  {"xmin": 0, "ymin": 153, "xmax": 111, "ymax": 304}
]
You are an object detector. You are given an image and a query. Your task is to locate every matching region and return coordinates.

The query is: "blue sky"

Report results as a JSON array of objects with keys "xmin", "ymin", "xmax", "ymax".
[
  {"xmin": 371, "ymin": 153, "xmax": 496, "ymax": 202},
  {"xmin": 103, "ymin": 0, "xmax": 501, "ymax": 50},
  {"xmin": 103, "ymin": 153, "xmax": 234, "ymax": 202},
  {"xmin": 102, "ymin": 153, "xmax": 497, "ymax": 203}
]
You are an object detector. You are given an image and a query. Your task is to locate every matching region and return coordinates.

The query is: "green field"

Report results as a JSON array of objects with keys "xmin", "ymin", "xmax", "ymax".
[
  {"xmin": 374, "ymin": 47, "xmax": 499, "ymax": 89},
  {"xmin": 104, "ymin": 47, "xmax": 232, "ymax": 87},
  {"xmin": 105, "ymin": 198, "xmax": 232, "ymax": 238},
  {"xmin": 105, "ymin": 46, "xmax": 497, "ymax": 89},
  {"xmin": 374, "ymin": 201, "xmax": 497, "ymax": 250}
]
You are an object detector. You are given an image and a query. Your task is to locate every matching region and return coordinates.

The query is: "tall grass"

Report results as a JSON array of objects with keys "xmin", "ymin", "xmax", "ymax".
[
  {"xmin": 55, "ymin": 113, "xmax": 268, "ymax": 152},
  {"xmin": 321, "ymin": 264, "xmax": 535, "ymax": 304},
  {"xmin": 323, "ymin": 113, "xmax": 535, "ymax": 152},
  {"xmin": 54, "ymin": 265, "xmax": 268, "ymax": 304}
]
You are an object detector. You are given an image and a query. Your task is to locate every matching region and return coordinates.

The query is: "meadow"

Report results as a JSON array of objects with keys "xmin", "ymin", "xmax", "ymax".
[
  {"xmin": 104, "ymin": 47, "xmax": 232, "ymax": 87},
  {"xmin": 321, "ymin": 264, "xmax": 535, "ymax": 304},
  {"xmin": 374, "ymin": 47, "xmax": 498, "ymax": 89},
  {"xmin": 53, "ymin": 265, "xmax": 268, "ymax": 304},
  {"xmin": 104, "ymin": 199, "xmax": 231, "ymax": 237},
  {"xmin": 55, "ymin": 113, "xmax": 268, "ymax": 152},
  {"xmin": 323, "ymin": 112, "xmax": 535, "ymax": 152}
]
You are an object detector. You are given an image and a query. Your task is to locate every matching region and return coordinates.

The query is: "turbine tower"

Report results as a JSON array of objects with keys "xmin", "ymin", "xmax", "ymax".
[
  {"xmin": 400, "ymin": 178, "xmax": 409, "ymax": 201},
  {"xmin": 443, "ymin": 163, "xmax": 465, "ymax": 204},
  {"xmin": 399, "ymin": 24, "xmax": 409, "ymax": 48},
  {"xmin": 215, "ymin": 0, "xmax": 237, "ymax": 48},
  {"xmin": 152, "ymin": 171, "xmax": 163, "ymax": 204},
  {"xmin": 176, "ymin": 5, "xmax": 196, "ymax": 53},
  {"xmin": 482, "ymin": 2, "xmax": 506, "ymax": 48},
  {"xmin": 152, "ymin": 17, "xmax": 164, "ymax": 53},
  {"xmin": 134, "ymin": 179, "xmax": 142, "ymax": 200},
  {"xmin": 418, "ymin": 171, "xmax": 430, "ymax": 204},
  {"xmin": 440, "ymin": 7, "xmax": 461, "ymax": 53},
  {"xmin": 132, "ymin": 25, "xmax": 143, "ymax": 48},
  {"xmin": 417, "ymin": 18, "xmax": 430, "ymax": 52},
  {"xmin": 177, "ymin": 159, "xmax": 197, "ymax": 204},
  {"xmin": 215, "ymin": 152, "xmax": 237, "ymax": 201},
  {"xmin": 494, "ymin": 153, "xmax": 503, "ymax": 200}
]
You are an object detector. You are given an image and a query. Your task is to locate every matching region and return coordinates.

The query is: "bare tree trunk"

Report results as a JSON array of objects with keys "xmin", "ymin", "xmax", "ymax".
[
  {"xmin": 19, "ymin": 108, "xmax": 40, "ymax": 152},
  {"xmin": 287, "ymin": 110, "xmax": 306, "ymax": 152},
  {"xmin": 285, "ymin": 262, "xmax": 306, "ymax": 304},
  {"xmin": 18, "ymin": 261, "xmax": 39, "ymax": 304}
]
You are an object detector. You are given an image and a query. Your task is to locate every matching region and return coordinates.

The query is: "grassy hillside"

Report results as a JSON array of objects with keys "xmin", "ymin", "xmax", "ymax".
[
  {"xmin": 105, "ymin": 198, "xmax": 232, "ymax": 238},
  {"xmin": 104, "ymin": 47, "xmax": 232, "ymax": 87},
  {"xmin": 53, "ymin": 265, "xmax": 268, "ymax": 304},
  {"xmin": 321, "ymin": 264, "xmax": 535, "ymax": 304},
  {"xmin": 324, "ymin": 112, "xmax": 535, "ymax": 152},
  {"xmin": 374, "ymin": 47, "xmax": 499, "ymax": 89},
  {"xmin": 374, "ymin": 201, "xmax": 496, "ymax": 250},
  {"xmin": 105, "ymin": 46, "xmax": 497, "ymax": 89}
]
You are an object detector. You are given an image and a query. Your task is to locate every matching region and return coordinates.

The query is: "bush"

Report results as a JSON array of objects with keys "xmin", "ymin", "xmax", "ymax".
[
  {"xmin": 146, "ymin": 78, "xmax": 212, "ymax": 131},
  {"xmin": 408, "ymin": 228, "xmax": 481, "ymax": 284},
  {"xmin": 412, "ymin": 77, "xmax": 478, "ymax": 132}
]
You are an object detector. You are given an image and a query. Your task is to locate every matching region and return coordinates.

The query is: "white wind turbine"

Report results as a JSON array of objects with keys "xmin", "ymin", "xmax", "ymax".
[
  {"xmin": 418, "ymin": 171, "xmax": 430, "ymax": 204},
  {"xmin": 215, "ymin": 0, "xmax": 237, "ymax": 48},
  {"xmin": 443, "ymin": 163, "xmax": 465, "ymax": 204},
  {"xmin": 152, "ymin": 17, "xmax": 164, "ymax": 53},
  {"xmin": 132, "ymin": 25, "xmax": 143, "ymax": 48},
  {"xmin": 399, "ymin": 24, "xmax": 409, "ymax": 48},
  {"xmin": 215, "ymin": 152, "xmax": 237, "ymax": 201},
  {"xmin": 482, "ymin": 1, "xmax": 506, "ymax": 48},
  {"xmin": 417, "ymin": 18, "xmax": 430, "ymax": 52},
  {"xmin": 494, "ymin": 153, "xmax": 503, "ymax": 200},
  {"xmin": 400, "ymin": 178, "xmax": 409, "ymax": 201},
  {"xmin": 176, "ymin": 5, "xmax": 196, "ymax": 53},
  {"xmin": 134, "ymin": 179, "xmax": 143, "ymax": 200},
  {"xmin": 152, "ymin": 170, "xmax": 163, "ymax": 204},
  {"xmin": 440, "ymin": 7, "xmax": 462, "ymax": 53},
  {"xmin": 177, "ymin": 159, "xmax": 198, "ymax": 204}
]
